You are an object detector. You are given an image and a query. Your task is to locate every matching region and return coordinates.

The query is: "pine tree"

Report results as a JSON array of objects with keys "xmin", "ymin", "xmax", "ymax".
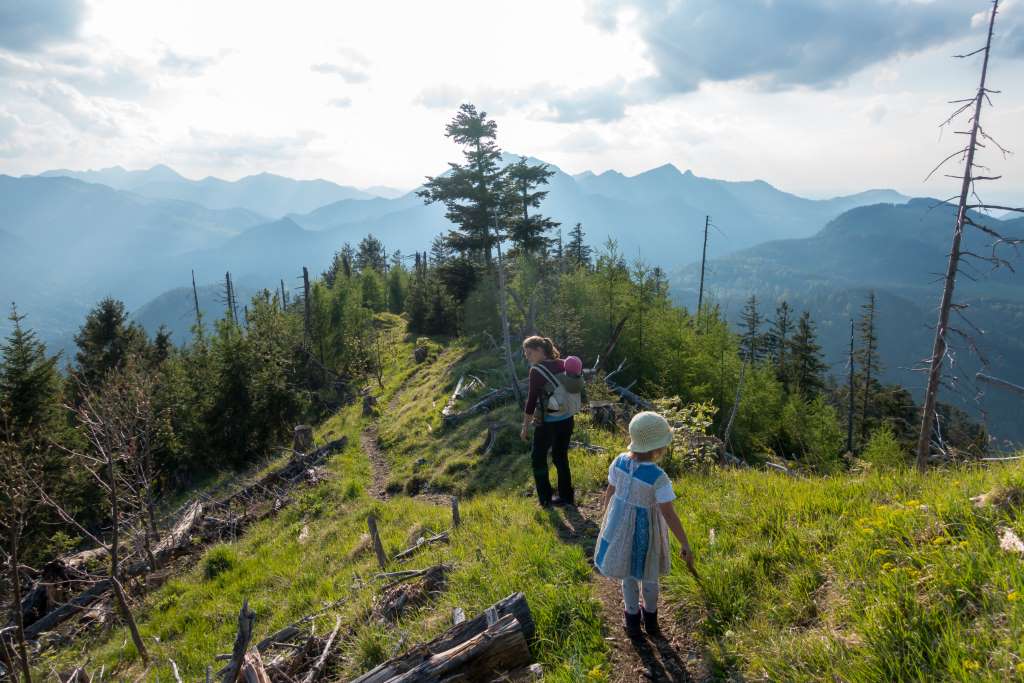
[
  {"xmin": 739, "ymin": 294, "xmax": 764, "ymax": 362},
  {"xmin": 0, "ymin": 304, "xmax": 61, "ymax": 439},
  {"xmin": 855, "ymin": 290, "xmax": 882, "ymax": 444},
  {"xmin": 565, "ymin": 222, "xmax": 593, "ymax": 269},
  {"xmin": 501, "ymin": 156, "xmax": 558, "ymax": 256},
  {"xmin": 418, "ymin": 104, "xmax": 504, "ymax": 264},
  {"xmin": 766, "ymin": 301, "xmax": 793, "ymax": 384},
  {"xmin": 789, "ymin": 310, "xmax": 827, "ymax": 398},
  {"xmin": 73, "ymin": 298, "xmax": 146, "ymax": 390},
  {"xmin": 355, "ymin": 234, "xmax": 388, "ymax": 273}
]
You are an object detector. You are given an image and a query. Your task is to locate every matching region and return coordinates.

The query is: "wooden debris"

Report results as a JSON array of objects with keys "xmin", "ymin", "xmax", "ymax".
[
  {"xmin": 58, "ymin": 668, "xmax": 91, "ymax": 683},
  {"xmin": 20, "ymin": 436, "xmax": 348, "ymax": 641},
  {"xmin": 240, "ymin": 650, "xmax": 271, "ymax": 683},
  {"xmin": 353, "ymin": 593, "xmax": 535, "ymax": 683},
  {"xmin": 394, "ymin": 531, "xmax": 449, "ymax": 561},
  {"xmin": 221, "ymin": 600, "xmax": 256, "ymax": 683},
  {"xmin": 375, "ymin": 565, "xmax": 451, "ymax": 622},
  {"xmin": 300, "ymin": 616, "xmax": 342, "ymax": 683},
  {"xmin": 169, "ymin": 658, "xmax": 185, "ymax": 683},
  {"xmin": 292, "ymin": 425, "xmax": 314, "ymax": 455},
  {"xmin": 569, "ymin": 439, "xmax": 607, "ymax": 454}
]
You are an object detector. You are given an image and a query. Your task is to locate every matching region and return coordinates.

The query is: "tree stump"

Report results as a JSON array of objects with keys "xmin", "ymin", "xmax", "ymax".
[
  {"xmin": 292, "ymin": 425, "xmax": 314, "ymax": 455},
  {"xmin": 414, "ymin": 346, "xmax": 428, "ymax": 364},
  {"xmin": 588, "ymin": 401, "xmax": 617, "ymax": 430}
]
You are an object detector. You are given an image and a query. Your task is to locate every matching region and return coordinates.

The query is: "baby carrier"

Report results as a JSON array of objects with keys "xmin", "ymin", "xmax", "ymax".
[{"xmin": 532, "ymin": 362, "xmax": 583, "ymax": 420}]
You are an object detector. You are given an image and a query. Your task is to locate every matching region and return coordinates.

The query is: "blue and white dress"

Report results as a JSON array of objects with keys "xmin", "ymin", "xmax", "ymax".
[{"xmin": 594, "ymin": 454, "xmax": 676, "ymax": 581}]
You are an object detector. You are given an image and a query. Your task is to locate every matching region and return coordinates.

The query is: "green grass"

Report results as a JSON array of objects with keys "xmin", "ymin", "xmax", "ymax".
[
  {"xmin": 663, "ymin": 463, "xmax": 1024, "ymax": 682},
  {"xmin": 37, "ymin": 315, "xmax": 1024, "ymax": 682}
]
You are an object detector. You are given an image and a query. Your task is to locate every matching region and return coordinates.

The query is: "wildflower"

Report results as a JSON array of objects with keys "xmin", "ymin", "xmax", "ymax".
[
  {"xmin": 1016, "ymin": 662, "xmax": 1024, "ymax": 674},
  {"xmin": 1009, "ymin": 591, "xmax": 1021, "ymax": 602},
  {"xmin": 881, "ymin": 562, "xmax": 895, "ymax": 571},
  {"xmin": 872, "ymin": 548, "xmax": 888, "ymax": 558},
  {"xmin": 906, "ymin": 500, "xmax": 921, "ymax": 507},
  {"xmin": 963, "ymin": 659, "xmax": 980, "ymax": 671},
  {"xmin": 932, "ymin": 536, "xmax": 948, "ymax": 545}
]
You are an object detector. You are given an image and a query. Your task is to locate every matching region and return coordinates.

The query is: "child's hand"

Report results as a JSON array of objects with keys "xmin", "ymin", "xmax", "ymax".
[
  {"xmin": 680, "ymin": 544, "xmax": 695, "ymax": 573},
  {"xmin": 520, "ymin": 425, "xmax": 530, "ymax": 442}
]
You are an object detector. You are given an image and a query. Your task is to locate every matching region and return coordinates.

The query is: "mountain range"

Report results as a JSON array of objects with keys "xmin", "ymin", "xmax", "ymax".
[
  {"xmin": 672, "ymin": 199, "xmax": 1024, "ymax": 443},
  {"xmin": 36, "ymin": 165, "xmax": 404, "ymax": 217}
]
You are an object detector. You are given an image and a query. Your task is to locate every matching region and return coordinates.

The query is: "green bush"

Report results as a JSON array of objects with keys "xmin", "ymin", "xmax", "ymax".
[
  {"xmin": 202, "ymin": 545, "xmax": 236, "ymax": 580},
  {"xmin": 779, "ymin": 394, "xmax": 844, "ymax": 469},
  {"xmin": 861, "ymin": 424, "xmax": 907, "ymax": 469}
]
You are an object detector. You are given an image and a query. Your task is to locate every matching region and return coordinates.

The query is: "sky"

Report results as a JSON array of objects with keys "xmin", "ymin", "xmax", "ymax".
[{"xmin": 0, "ymin": 0, "xmax": 1022, "ymax": 201}]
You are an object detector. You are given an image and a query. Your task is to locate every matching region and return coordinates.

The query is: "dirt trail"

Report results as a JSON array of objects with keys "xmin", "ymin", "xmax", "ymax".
[
  {"xmin": 550, "ymin": 497, "xmax": 711, "ymax": 683},
  {"xmin": 361, "ymin": 425, "xmax": 390, "ymax": 500}
]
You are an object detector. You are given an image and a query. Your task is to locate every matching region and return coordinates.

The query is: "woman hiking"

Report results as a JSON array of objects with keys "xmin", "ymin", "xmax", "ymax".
[{"xmin": 520, "ymin": 336, "xmax": 581, "ymax": 508}]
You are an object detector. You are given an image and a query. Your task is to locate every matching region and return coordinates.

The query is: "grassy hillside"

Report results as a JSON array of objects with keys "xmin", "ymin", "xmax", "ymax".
[{"xmin": 39, "ymin": 315, "xmax": 1024, "ymax": 682}]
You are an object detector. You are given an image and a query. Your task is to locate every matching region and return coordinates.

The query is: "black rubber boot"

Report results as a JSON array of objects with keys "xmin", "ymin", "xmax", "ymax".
[
  {"xmin": 642, "ymin": 609, "xmax": 661, "ymax": 637},
  {"xmin": 624, "ymin": 610, "xmax": 643, "ymax": 639}
]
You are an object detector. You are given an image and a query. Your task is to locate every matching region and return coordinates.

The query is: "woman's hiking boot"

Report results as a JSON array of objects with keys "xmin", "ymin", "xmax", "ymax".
[
  {"xmin": 624, "ymin": 610, "xmax": 644, "ymax": 639},
  {"xmin": 641, "ymin": 609, "xmax": 661, "ymax": 637}
]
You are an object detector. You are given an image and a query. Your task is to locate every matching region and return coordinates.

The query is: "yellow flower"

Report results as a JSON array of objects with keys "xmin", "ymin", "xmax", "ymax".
[
  {"xmin": 1016, "ymin": 662, "xmax": 1024, "ymax": 674},
  {"xmin": 872, "ymin": 548, "xmax": 888, "ymax": 558},
  {"xmin": 932, "ymin": 536, "xmax": 948, "ymax": 545},
  {"xmin": 963, "ymin": 659, "xmax": 980, "ymax": 671},
  {"xmin": 906, "ymin": 500, "xmax": 921, "ymax": 507},
  {"xmin": 882, "ymin": 562, "xmax": 895, "ymax": 571},
  {"xmin": 1009, "ymin": 591, "xmax": 1021, "ymax": 602}
]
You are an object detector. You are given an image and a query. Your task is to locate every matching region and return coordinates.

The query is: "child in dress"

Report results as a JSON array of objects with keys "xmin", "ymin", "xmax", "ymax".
[{"xmin": 594, "ymin": 411, "xmax": 695, "ymax": 637}]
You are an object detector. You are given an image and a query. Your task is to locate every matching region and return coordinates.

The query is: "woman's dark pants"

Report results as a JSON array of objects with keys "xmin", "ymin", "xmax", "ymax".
[{"xmin": 531, "ymin": 416, "xmax": 575, "ymax": 505}]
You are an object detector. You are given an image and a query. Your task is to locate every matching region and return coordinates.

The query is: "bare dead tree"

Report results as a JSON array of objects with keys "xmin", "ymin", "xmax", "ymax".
[
  {"xmin": 495, "ymin": 242, "xmax": 522, "ymax": 406},
  {"xmin": 34, "ymin": 361, "xmax": 161, "ymax": 662},
  {"xmin": 697, "ymin": 214, "xmax": 710, "ymax": 315},
  {"xmin": 0, "ymin": 413, "xmax": 37, "ymax": 683},
  {"xmin": 916, "ymin": 0, "xmax": 1023, "ymax": 470}
]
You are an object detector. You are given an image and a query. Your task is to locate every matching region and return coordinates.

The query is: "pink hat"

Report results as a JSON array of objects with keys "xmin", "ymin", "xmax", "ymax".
[{"xmin": 564, "ymin": 355, "xmax": 583, "ymax": 375}]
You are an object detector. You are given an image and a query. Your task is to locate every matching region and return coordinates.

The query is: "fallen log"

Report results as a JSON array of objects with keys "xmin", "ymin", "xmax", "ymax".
[
  {"xmin": 352, "ymin": 592, "xmax": 535, "ymax": 683},
  {"xmin": 19, "ymin": 437, "xmax": 348, "ymax": 641},
  {"xmin": 24, "ymin": 579, "xmax": 111, "ymax": 639}
]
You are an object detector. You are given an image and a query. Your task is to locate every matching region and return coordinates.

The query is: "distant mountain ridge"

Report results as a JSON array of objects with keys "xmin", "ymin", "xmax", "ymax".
[
  {"xmin": 4, "ymin": 159, "xmax": 913, "ymax": 364},
  {"xmin": 34, "ymin": 165, "xmax": 391, "ymax": 217}
]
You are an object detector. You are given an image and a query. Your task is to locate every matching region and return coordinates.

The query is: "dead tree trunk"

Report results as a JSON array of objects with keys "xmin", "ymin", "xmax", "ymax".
[
  {"xmin": 916, "ymin": 0, "xmax": 1000, "ymax": 471},
  {"xmin": 7, "ymin": 524, "xmax": 33, "ymax": 683},
  {"xmin": 106, "ymin": 456, "xmax": 148, "ymax": 662},
  {"xmin": 302, "ymin": 266, "xmax": 311, "ymax": 349},
  {"xmin": 496, "ymin": 243, "xmax": 522, "ymax": 407}
]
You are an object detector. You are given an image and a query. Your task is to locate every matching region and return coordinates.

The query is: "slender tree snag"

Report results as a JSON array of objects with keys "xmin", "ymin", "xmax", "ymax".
[
  {"xmin": 847, "ymin": 319, "xmax": 855, "ymax": 454},
  {"xmin": 698, "ymin": 214, "xmax": 710, "ymax": 315},
  {"xmin": 302, "ymin": 266, "xmax": 311, "ymax": 348},
  {"xmin": 222, "ymin": 600, "xmax": 256, "ymax": 683},
  {"xmin": 451, "ymin": 497, "xmax": 461, "ymax": 528},
  {"xmin": 495, "ymin": 242, "xmax": 522, "ymax": 406},
  {"xmin": 367, "ymin": 514, "xmax": 387, "ymax": 570},
  {"xmin": 722, "ymin": 362, "xmax": 746, "ymax": 459},
  {"xmin": 192, "ymin": 269, "xmax": 202, "ymax": 328},
  {"xmin": 917, "ymin": 0, "xmax": 1000, "ymax": 470}
]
